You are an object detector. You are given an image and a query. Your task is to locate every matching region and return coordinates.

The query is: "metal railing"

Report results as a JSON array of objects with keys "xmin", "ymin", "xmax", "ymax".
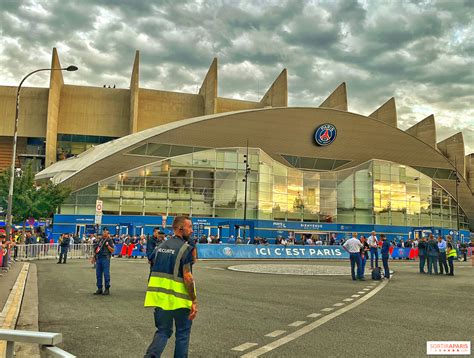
[
  {"xmin": 12, "ymin": 244, "xmax": 94, "ymax": 261},
  {"xmin": 0, "ymin": 329, "xmax": 75, "ymax": 357}
]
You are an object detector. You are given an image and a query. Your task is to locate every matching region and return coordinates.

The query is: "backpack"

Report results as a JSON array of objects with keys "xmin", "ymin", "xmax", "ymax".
[{"xmin": 371, "ymin": 267, "xmax": 382, "ymax": 280}]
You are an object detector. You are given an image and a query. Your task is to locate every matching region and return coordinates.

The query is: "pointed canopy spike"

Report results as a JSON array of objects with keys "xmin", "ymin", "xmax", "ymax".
[
  {"xmin": 50, "ymin": 47, "xmax": 64, "ymax": 85},
  {"xmin": 369, "ymin": 97, "xmax": 397, "ymax": 127},
  {"xmin": 405, "ymin": 114, "xmax": 436, "ymax": 148},
  {"xmin": 129, "ymin": 50, "xmax": 140, "ymax": 133},
  {"xmin": 319, "ymin": 82, "xmax": 347, "ymax": 111},
  {"xmin": 46, "ymin": 47, "xmax": 64, "ymax": 168},
  {"xmin": 199, "ymin": 58, "xmax": 218, "ymax": 115},
  {"xmin": 130, "ymin": 50, "xmax": 140, "ymax": 89},
  {"xmin": 260, "ymin": 68, "xmax": 288, "ymax": 107},
  {"xmin": 466, "ymin": 153, "xmax": 474, "ymax": 190},
  {"xmin": 437, "ymin": 132, "xmax": 465, "ymax": 176}
]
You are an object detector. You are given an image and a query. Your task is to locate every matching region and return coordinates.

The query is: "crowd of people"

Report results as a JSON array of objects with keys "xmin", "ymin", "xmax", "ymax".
[
  {"xmin": 341, "ymin": 231, "xmax": 466, "ymax": 282},
  {"xmin": 342, "ymin": 231, "xmax": 391, "ymax": 281},
  {"xmin": 1, "ymin": 222, "xmax": 472, "ymax": 358}
]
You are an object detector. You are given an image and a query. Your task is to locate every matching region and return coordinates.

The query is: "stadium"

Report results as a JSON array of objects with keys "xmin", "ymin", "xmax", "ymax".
[
  {"xmin": 2, "ymin": 49, "xmax": 472, "ymax": 242},
  {"xmin": 1, "ymin": 51, "xmax": 473, "ymax": 358}
]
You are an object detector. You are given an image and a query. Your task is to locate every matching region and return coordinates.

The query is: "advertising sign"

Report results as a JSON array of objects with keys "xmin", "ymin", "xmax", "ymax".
[
  {"xmin": 95, "ymin": 200, "xmax": 103, "ymax": 213},
  {"xmin": 197, "ymin": 244, "xmax": 348, "ymax": 259},
  {"xmin": 94, "ymin": 214, "xmax": 102, "ymax": 225}
]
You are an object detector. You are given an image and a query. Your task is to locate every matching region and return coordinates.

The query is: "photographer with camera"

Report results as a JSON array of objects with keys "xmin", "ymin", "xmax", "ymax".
[{"xmin": 93, "ymin": 227, "xmax": 115, "ymax": 295}]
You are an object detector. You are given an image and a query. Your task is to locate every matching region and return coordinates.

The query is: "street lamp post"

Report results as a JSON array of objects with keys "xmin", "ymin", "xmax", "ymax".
[
  {"xmin": 5, "ymin": 65, "xmax": 78, "ymax": 242},
  {"xmin": 454, "ymin": 156, "xmax": 461, "ymax": 242},
  {"xmin": 242, "ymin": 140, "xmax": 250, "ymax": 240},
  {"xmin": 408, "ymin": 195, "xmax": 416, "ymax": 228}
]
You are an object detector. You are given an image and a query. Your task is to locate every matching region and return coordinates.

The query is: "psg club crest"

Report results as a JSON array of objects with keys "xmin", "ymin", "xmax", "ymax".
[{"xmin": 314, "ymin": 123, "xmax": 337, "ymax": 146}]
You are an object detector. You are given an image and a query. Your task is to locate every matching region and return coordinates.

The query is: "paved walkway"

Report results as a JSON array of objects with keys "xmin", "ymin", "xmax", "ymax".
[
  {"xmin": 35, "ymin": 259, "xmax": 473, "ymax": 357},
  {"xmin": 0, "ymin": 262, "xmax": 22, "ymax": 312}
]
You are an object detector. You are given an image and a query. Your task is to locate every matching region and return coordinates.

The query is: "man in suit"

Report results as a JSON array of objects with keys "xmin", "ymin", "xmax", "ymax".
[
  {"xmin": 427, "ymin": 234, "xmax": 439, "ymax": 275},
  {"xmin": 437, "ymin": 236, "xmax": 449, "ymax": 275},
  {"xmin": 417, "ymin": 236, "xmax": 427, "ymax": 273}
]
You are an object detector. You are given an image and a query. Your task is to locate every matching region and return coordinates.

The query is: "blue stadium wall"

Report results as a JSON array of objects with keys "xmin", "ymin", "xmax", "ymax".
[{"xmin": 52, "ymin": 214, "xmax": 471, "ymax": 244}]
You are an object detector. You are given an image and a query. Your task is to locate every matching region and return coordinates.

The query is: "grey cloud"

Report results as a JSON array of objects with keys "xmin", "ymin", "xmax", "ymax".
[{"xmin": 0, "ymin": 0, "xmax": 472, "ymax": 152}]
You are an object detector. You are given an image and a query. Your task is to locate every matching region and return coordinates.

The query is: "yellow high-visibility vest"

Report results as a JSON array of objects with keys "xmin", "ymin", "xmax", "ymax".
[
  {"xmin": 447, "ymin": 248, "xmax": 457, "ymax": 258},
  {"xmin": 144, "ymin": 241, "xmax": 194, "ymax": 310}
]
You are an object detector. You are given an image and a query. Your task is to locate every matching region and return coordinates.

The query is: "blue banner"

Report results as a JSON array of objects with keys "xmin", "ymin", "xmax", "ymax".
[
  {"xmin": 196, "ymin": 244, "xmax": 349, "ymax": 259},
  {"xmin": 390, "ymin": 247, "xmax": 413, "ymax": 259},
  {"xmin": 113, "ymin": 243, "xmax": 146, "ymax": 257}
]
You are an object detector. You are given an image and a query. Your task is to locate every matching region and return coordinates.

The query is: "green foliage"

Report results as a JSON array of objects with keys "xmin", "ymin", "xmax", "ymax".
[{"xmin": 0, "ymin": 163, "xmax": 71, "ymax": 223}]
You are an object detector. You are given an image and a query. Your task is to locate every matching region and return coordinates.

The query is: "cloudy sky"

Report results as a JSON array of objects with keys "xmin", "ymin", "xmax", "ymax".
[{"xmin": 1, "ymin": 0, "xmax": 473, "ymax": 153}]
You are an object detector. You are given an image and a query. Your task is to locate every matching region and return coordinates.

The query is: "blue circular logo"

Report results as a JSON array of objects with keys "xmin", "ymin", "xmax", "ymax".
[
  {"xmin": 223, "ymin": 247, "xmax": 233, "ymax": 257},
  {"xmin": 314, "ymin": 124, "xmax": 337, "ymax": 146}
]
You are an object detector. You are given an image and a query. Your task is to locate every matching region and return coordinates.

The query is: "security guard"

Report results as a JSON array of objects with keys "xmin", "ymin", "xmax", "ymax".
[
  {"xmin": 93, "ymin": 227, "xmax": 115, "ymax": 295},
  {"xmin": 58, "ymin": 233, "xmax": 70, "ymax": 264},
  {"xmin": 144, "ymin": 216, "xmax": 197, "ymax": 358},
  {"xmin": 446, "ymin": 241, "xmax": 457, "ymax": 276}
]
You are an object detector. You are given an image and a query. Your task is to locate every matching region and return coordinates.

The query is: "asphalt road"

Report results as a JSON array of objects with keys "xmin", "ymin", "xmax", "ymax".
[{"xmin": 35, "ymin": 258, "xmax": 473, "ymax": 358}]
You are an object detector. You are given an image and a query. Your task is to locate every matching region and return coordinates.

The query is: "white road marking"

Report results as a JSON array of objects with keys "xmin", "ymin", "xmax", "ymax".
[
  {"xmin": 307, "ymin": 313, "xmax": 321, "ymax": 318},
  {"xmin": 351, "ymin": 295, "xmax": 360, "ymax": 298},
  {"xmin": 321, "ymin": 308, "xmax": 334, "ymax": 312},
  {"xmin": 288, "ymin": 321, "xmax": 306, "ymax": 327},
  {"xmin": 333, "ymin": 303, "xmax": 344, "ymax": 307},
  {"xmin": 357, "ymin": 291, "xmax": 365, "ymax": 294},
  {"xmin": 265, "ymin": 330, "xmax": 286, "ymax": 338},
  {"xmin": 240, "ymin": 278, "xmax": 389, "ymax": 358},
  {"xmin": 363, "ymin": 288, "xmax": 370, "ymax": 291},
  {"xmin": 343, "ymin": 298, "xmax": 354, "ymax": 302},
  {"xmin": 232, "ymin": 343, "xmax": 258, "ymax": 351},
  {"xmin": 203, "ymin": 266, "xmax": 226, "ymax": 271}
]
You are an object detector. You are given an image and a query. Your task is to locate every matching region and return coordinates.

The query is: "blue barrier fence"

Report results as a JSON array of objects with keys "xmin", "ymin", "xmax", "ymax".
[{"xmin": 110, "ymin": 243, "xmax": 445, "ymax": 260}]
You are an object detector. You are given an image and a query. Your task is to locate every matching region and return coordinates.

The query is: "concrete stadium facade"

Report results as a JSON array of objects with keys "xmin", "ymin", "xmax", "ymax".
[
  {"xmin": 0, "ymin": 48, "xmax": 286, "ymax": 171},
  {"xmin": 36, "ymin": 107, "xmax": 473, "ymax": 238},
  {"xmin": 1, "ymin": 48, "xmax": 472, "ymax": 238}
]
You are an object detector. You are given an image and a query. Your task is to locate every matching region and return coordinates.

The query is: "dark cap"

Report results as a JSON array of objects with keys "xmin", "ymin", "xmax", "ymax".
[
  {"xmin": 103, "ymin": 227, "xmax": 109, "ymax": 231},
  {"xmin": 158, "ymin": 230, "xmax": 165, "ymax": 235}
]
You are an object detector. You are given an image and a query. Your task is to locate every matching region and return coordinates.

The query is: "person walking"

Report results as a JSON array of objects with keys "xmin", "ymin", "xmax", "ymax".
[
  {"xmin": 446, "ymin": 241, "xmax": 457, "ymax": 276},
  {"xmin": 427, "ymin": 234, "xmax": 439, "ymax": 275},
  {"xmin": 380, "ymin": 234, "xmax": 391, "ymax": 279},
  {"xmin": 93, "ymin": 227, "xmax": 115, "ymax": 295},
  {"xmin": 144, "ymin": 216, "xmax": 197, "ymax": 358},
  {"xmin": 1, "ymin": 232, "xmax": 11, "ymax": 271},
  {"xmin": 359, "ymin": 236, "xmax": 370, "ymax": 279},
  {"xmin": 58, "ymin": 233, "xmax": 70, "ymax": 264},
  {"xmin": 417, "ymin": 236, "xmax": 428, "ymax": 273},
  {"xmin": 367, "ymin": 231, "xmax": 379, "ymax": 269},
  {"xmin": 343, "ymin": 233, "xmax": 364, "ymax": 281},
  {"xmin": 459, "ymin": 242, "xmax": 468, "ymax": 262},
  {"xmin": 437, "ymin": 236, "xmax": 449, "ymax": 275},
  {"xmin": 146, "ymin": 227, "xmax": 165, "ymax": 280}
]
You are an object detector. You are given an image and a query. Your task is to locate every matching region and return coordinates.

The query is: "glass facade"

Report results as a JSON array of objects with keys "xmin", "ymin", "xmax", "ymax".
[
  {"xmin": 57, "ymin": 134, "xmax": 117, "ymax": 161},
  {"xmin": 60, "ymin": 147, "xmax": 470, "ymax": 230}
]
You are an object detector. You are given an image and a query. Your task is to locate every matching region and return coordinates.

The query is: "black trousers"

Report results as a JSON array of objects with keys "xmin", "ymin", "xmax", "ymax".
[
  {"xmin": 419, "ymin": 255, "xmax": 426, "ymax": 273},
  {"xmin": 447, "ymin": 257, "xmax": 454, "ymax": 275},
  {"xmin": 438, "ymin": 252, "xmax": 448, "ymax": 274},
  {"xmin": 382, "ymin": 255, "xmax": 390, "ymax": 279}
]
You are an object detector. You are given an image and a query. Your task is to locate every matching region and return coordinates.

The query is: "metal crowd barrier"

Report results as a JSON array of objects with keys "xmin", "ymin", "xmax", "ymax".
[
  {"xmin": 0, "ymin": 329, "xmax": 76, "ymax": 358},
  {"xmin": 13, "ymin": 244, "xmax": 94, "ymax": 261}
]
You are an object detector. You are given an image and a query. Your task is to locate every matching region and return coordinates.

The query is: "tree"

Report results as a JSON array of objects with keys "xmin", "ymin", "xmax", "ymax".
[{"xmin": 0, "ymin": 163, "xmax": 71, "ymax": 227}]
